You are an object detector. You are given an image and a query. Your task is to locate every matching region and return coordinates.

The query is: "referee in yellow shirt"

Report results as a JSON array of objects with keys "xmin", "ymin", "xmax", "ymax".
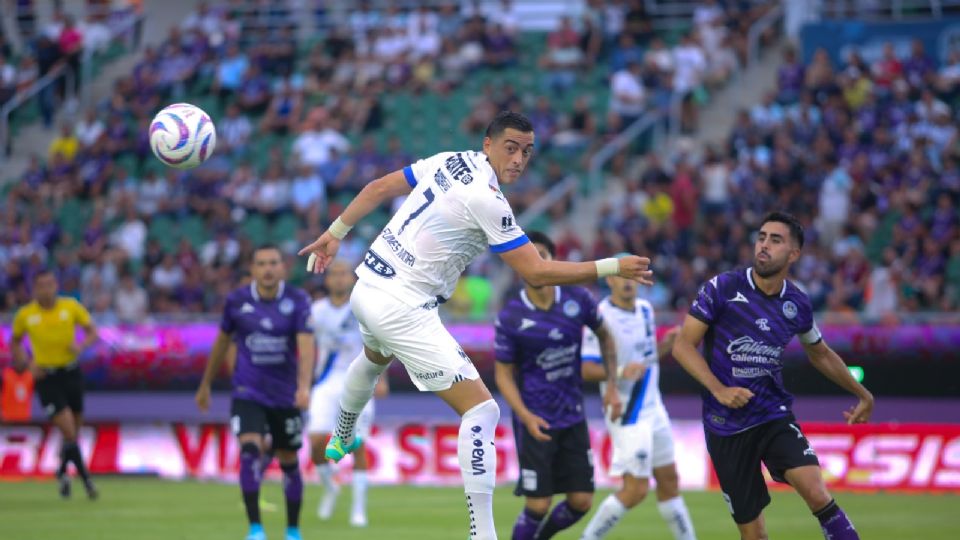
[{"xmin": 11, "ymin": 270, "xmax": 99, "ymax": 499}]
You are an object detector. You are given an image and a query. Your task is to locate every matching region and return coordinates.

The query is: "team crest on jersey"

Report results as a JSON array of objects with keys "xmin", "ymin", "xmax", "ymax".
[
  {"xmin": 279, "ymin": 298, "xmax": 294, "ymax": 315},
  {"xmin": 563, "ymin": 299, "xmax": 580, "ymax": 318},
  {"xmin": 782, "ymin": 300, "xmax": 798, "ymax": 319}
]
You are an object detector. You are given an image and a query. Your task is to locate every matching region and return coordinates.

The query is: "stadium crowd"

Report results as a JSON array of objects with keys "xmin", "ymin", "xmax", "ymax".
[{"xmin": 2, "ymin": 1, "xmax": 953, "ymax": 323}]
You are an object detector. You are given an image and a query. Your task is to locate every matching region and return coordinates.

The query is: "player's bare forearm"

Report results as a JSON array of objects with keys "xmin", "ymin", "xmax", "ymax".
[
  {"xmin": 494, "ymin": 361, "xmax": 533, "ymax": 421},
  {"xmin": 581, "ymin": 361, "xmax": 607, "ymax": 382},
  {"xmin": 596, "ymin": 322, "xmax": 619, "ymax": 388},
  {"xmin": 200, "ymin": 331, "xmax": 231, "ymax": 387},
  {"xmin": 673, "ymin": 315, "xmax": 726, "ymax": 395},
  {"xmin": 338, "ymin": 170, "xmax": 413, "ymax": 227},
  {"xmin": 657, "ymin": 327, "xmax": 679, "ymax": 359},
  {"xmin": 499, "ymin": 243, "xmax": 653, "ymax": 287},
  {"xmin": 805, "ymin": 340, "xmax": 873, "ymax": 400},
  {"xmin": 80, "ymin": 323, "xmax": 98, "ymax": 349},
  {"xmin": 10, "ymin": 337, "xmax": 27, "ymax": 370},
  {"xmin": 296, "ymin": 333, "xmax": 315, "ymax": 391}
]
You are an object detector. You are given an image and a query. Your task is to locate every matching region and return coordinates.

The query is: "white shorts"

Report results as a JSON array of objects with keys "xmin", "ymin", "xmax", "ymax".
[
  {"xmin": 306, "ymin": 371, "xmax": 375, "ymax": 439},
  {"xmin": 350, "ymin": 280, "xmax": 480, "ymax": 392},
  {"xmin": 607, "ymin": 406, "xmax": 675, "ymax": 478}
]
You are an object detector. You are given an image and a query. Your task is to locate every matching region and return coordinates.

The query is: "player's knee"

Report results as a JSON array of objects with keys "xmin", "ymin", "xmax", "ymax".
[
  {"xmin": 525, "ymin": 497, "xmax": 551, "ymax": 516},
  {"xmin": 462, "ymin": 398, "xmax": 499, "ymax": 425},
  {"xmin": 275, "ymin": 450, "xmax": 298, "ymax": 466},
  {"xmin": 653, "ymin": 467, "xmax": 680, "ymax": 500},
  {"xmin": 618, "ymin": 482, "xmax": 649, "ymax": 508},
  {"xmin": 567, "ymin": 492, "xmax": 593, "ymax": 513},
  {"xmin": 240, "ymin": 441, "xmax": 260, "ymax": 457}
]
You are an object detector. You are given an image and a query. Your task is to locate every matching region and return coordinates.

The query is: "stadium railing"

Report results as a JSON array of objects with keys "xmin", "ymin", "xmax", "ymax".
[{"xmin": 0, "ymin": 63, "xmax": 75, "ymax": 159}]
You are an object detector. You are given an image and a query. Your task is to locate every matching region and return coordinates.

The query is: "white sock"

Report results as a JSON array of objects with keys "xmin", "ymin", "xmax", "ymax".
[
  {"xmin": 459, "ymin": 399, "xmax": 499, "ymax": 540},
  {"xmin": 657, "ymin": 496, "xmax": 697, "ymax": 540},
  {"xmin": 317, "ymin": 462, "xmax": 335, "ymax": 491},
  {"xmin": 352, "ymin": 470, "xmax": 368, "ymax": 516},
  {"xmin": 580, "ymin": 494, "xmax": 627, "ymax": 539},
  {"xmin": 335, "ymin": 352, "xmax": 387, "ymax": 445}
]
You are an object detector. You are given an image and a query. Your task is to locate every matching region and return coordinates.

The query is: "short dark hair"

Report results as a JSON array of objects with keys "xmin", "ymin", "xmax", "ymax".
[
  {"xmin": 527, "ymin": 231, "xmax": 556, "ymax": 258},
  {"xmin": 251, "ymin": 243, "xmax": 282, "ymax": 262},
  {"xmin": 485, "ymin": 111, "xmax": 534, "ymax": 139},
  {"xmin": 760, "ymin": 211, "xmax": 804, "ymax": 248},
  {"xmin": 34, "ymin": 269, "xmax": 56, "ymax": 282}
]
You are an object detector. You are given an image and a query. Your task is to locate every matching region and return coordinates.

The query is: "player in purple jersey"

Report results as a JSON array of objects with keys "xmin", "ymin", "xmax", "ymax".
[
  {"xmin": 495, "ymin": 232, "xmax": 622, "ymax": 540},
  {"xmin": 195, "ymin": 245, "xmax": 316, "ymax": 540},
  {"xmin": 673, "ymin": 212, "xmax": 874, "ymax": 540}
]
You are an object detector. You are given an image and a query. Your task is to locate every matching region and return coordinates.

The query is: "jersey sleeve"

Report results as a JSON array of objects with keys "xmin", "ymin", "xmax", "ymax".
[
  {"xmin": 70, "ymin": 299, "xmax": 93, "ymax": 327},
  {"xmin": 581, "ymin": 327, "xmax": 602, "ymax": 364},
  {"xmin": 219, "ymin": 294, "xmax": 235, "ymax": 334},
  {"xmin": 401, "ymin": 154, "xmax": 437, "ymax": 188},
  {"xmin": 294, "ymin": 291, "xmax": 312, "ymax": 334},
  {"xmin": 794, "ymin": 294, "xmax": 823, "ymax": 345},
  {"xmin": 582, "ymin": 290, "xmax": 603, "ymax": 332},
  {"xmin": 689, "ymin": 275, "xmax": 722, "ymax": 324},
  {"xmin": 493, "ymin": 311, "xmax": 518, "ymax": 364},
  {"xmin": 11, "ymin": 308, "xmax": 26, "ymax": 339},
  {"xmin": 465, "ymin": 190, "xmax": 529, "ymax": 254}
]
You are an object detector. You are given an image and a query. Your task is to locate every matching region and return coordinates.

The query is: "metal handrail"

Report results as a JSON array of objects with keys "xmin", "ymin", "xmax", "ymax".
[
  {"xmin": 587, "ymin": 110, "xmax": 664, "ymax": 196},
  {"xmin": 0, "ymin": 63, "xmax": 74, "ymax": 160},
  {"xmin": 79, "ymin": 11, "xmax": 146, "ymax": 108},
  {"xmin": 747, "ymin": 3, "xmax": 785, "ymax": 68}
]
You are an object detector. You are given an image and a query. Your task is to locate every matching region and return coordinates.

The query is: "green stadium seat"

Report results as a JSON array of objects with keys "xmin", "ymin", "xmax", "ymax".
[{"xmin": 239, "ymin": 213, "xmax": 269, "ymax": 245}]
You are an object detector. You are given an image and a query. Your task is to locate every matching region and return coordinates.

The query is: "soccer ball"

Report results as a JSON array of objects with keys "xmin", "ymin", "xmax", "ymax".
[{"xmin": 149, "ymin": 103, "xmax": 217, "ymax": 169}]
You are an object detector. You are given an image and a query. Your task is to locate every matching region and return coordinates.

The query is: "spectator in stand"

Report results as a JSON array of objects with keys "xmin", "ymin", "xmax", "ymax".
[
  {"xmin": 0, "ymin": 53, "xmax": 16, "ymax": 106},
  {"xmin": 291, "ymin": 108, "xmax": 351, "ymax": 170},
  {"xmin": 540, "ymin": 16, "xmax": 583, "ymax": 95},
  {"xmin": 115, "ymin": 272, "xmax": 148, "ymax": 324},
  {"xmin": 609, "ymin": 59, "xmax": 646, "ymax": 128}
]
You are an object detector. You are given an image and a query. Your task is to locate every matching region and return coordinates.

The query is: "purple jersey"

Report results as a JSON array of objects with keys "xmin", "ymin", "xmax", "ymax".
[
  {"xmin": 220, "ymin": 282, "xmax": 312, "ymax": 408},
  {"xmin": 494, "ymin": 286, "xmax": 602, "ymax": 429},
  {"xmin": 689, "ymin": 268, "xmax": 823, "ymax": 435}
]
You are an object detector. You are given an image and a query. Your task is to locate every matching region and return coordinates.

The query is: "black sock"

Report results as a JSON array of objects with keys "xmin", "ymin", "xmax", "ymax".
[
  {"xmin": 243, "ymin": 491, "xmax": 261, "ymax": 526},
  {"xmin": 57, "ymin": 444, "xmax": 70, "ymax": 477},
  {"xmin": 64, "ymin": 442, "xmax": 91, "ymax": 482},
  {"xmin": 536, "ymin": 501, "xmax": 588, "ymax": 539}
]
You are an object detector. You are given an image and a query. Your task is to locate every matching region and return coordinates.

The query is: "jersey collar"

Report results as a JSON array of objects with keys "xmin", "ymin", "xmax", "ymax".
[
  {"xmin": 520, "ymin": 286, "xmax": 561, "ymax": 311},
  {"xmin": 745, "ymin": 267, "xmax": 786, "ymax": 298},
  {"xmin": 251, "ymin": 280, "xmax": 285, "ymax": 301}
]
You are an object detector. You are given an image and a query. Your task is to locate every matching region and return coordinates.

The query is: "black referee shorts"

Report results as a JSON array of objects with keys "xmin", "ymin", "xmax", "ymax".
[
  {"xmin": 513, "ymin": 418, "xmax": 595, "ymax": 498},
  {"xmin": 706, "ymin": 414, "xmax": 820, "ymax": 524},
  {"xmin": 35, "ymin": 364, "xmax": 85, "ymax": 418}
]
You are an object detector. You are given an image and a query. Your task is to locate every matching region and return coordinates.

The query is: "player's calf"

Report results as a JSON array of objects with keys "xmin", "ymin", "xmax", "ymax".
[{"xmin": 458, "ymin": 399, "xmax": 500, "ymax": 540}]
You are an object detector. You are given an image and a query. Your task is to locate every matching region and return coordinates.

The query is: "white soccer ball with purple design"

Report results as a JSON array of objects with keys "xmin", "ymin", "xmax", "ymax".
[{"xmin": 149, "ymin": 103, "xmax": 217, "ymax": 169}]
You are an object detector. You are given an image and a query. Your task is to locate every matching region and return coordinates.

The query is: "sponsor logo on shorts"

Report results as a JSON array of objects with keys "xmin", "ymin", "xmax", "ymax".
[
  {"xmin": 415, "ymin": 370, "xmax": 444, "ymax": 380},
  {"xmin": 521, "ymin": 469, "xmax": 537, "ymax": 491}
]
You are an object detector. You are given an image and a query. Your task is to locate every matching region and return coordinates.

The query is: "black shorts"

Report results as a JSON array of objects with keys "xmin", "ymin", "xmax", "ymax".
[
  {"xmin": 513, "ymin": 418, "xmax": 595, "ymax": 497},
  {"xmin": 230, "ymin": 398, "xmax": 303, "ymax": 451},
  {"xmin": 35, "ymin": 364, "xmax": 84, "ymax": 417},
  {"xmin": 706, "ymin": 414, "xmax": 820, "ymax": 524}
]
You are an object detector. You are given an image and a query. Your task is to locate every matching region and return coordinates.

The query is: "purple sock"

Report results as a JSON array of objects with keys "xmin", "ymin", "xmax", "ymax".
[
  {"xmin": 537, "ymin": 501, "xmax": 588, "ymax": 539},
  {"xmin": 239, "ymin": 443, "xmax": 262, "ymax": 524},
  {"xmin": 511, "ymin": 507, "xmax": 545, "ymax": 540},
  {"xmin": 815, "ymin": 500, "xmax": 859, "ymax": 540},
  {"xmin": 281, "ymin": 461, "xmax": 303, "ymax": 529}
]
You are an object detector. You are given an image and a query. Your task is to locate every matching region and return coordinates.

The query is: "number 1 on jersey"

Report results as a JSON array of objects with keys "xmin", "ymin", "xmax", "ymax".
[{"xmin": 397, "ymin": 187, "xmax": 435, "ymax": 235}]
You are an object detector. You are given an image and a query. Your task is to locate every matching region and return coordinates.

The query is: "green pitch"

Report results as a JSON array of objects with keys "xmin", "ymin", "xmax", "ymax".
[{"xmin": 1, "ymin": 478, "xmax": 955, "ymax": 539}]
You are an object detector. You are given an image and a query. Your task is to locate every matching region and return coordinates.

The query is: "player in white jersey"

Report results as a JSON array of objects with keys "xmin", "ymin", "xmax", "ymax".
[
  {"xmin": 306, "ymin": 260, "xmax": 387, "ymax": 527},
  {"xmin": 579, "ymin": 255, "xmax": 697, "ymax": 540},
  {"xmin": 299, "ymin": 112, "xmax": 654, "ymax": 540}
]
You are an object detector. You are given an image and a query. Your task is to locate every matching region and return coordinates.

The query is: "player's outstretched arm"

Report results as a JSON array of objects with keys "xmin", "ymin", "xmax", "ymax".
[
  {"xmin": 657, "ymin": 326, "xmax": 680, "ymax": 359},
  {"xmin": 802, "ymin": 340, "xmax": 874, "ymax": 424},
  {"xmin": 498, "ymin": 242, "xmax": 653, "ymax": 287},
  {"xmin": 672, "ymin": 315, "xmax": 754, "ymax": 409},
  {"xmin": 300, "ymin": 169, "xmax": 414, "ymax": 273},
  {"xmin": 196, "ymin": 330, "xmax": 231, "ymax": 412}
]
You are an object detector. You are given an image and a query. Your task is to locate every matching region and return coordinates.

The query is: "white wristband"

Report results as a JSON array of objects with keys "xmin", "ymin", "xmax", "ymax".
[
  {"xmin": 328, "ymin": 217, "xmax": 353, "ymax": 240},
  {"xmin": 616, "ymin": 365, "xmax": 625, "ymax": 378},
  {"xmin": 595, "ymin": 257, "xmax": 620, "ymax": 278}
]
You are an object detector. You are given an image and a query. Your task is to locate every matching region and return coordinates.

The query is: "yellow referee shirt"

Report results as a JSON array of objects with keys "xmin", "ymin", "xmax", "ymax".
[{"xmin": 12, "ymin": 297, "xmax": 93, "ymax": 368}]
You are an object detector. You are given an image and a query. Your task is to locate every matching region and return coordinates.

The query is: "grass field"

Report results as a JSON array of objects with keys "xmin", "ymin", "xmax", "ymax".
[{"xmin": 1, "ymin": 478, "xmax": 956, "ymax": 539}]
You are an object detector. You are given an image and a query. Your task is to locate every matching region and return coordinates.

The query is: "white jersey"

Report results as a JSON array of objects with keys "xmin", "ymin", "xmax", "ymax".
[
  {"xmin": 309, "ymin": 298, "xmax": 364, "ymax": 384},
  {"xmin": 582, "ymin": 297, "xmax": 664, "ymax": 425},
  {"xmin": 356, "ymin": 150, "xmax": 528, "ymax": 307}
]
